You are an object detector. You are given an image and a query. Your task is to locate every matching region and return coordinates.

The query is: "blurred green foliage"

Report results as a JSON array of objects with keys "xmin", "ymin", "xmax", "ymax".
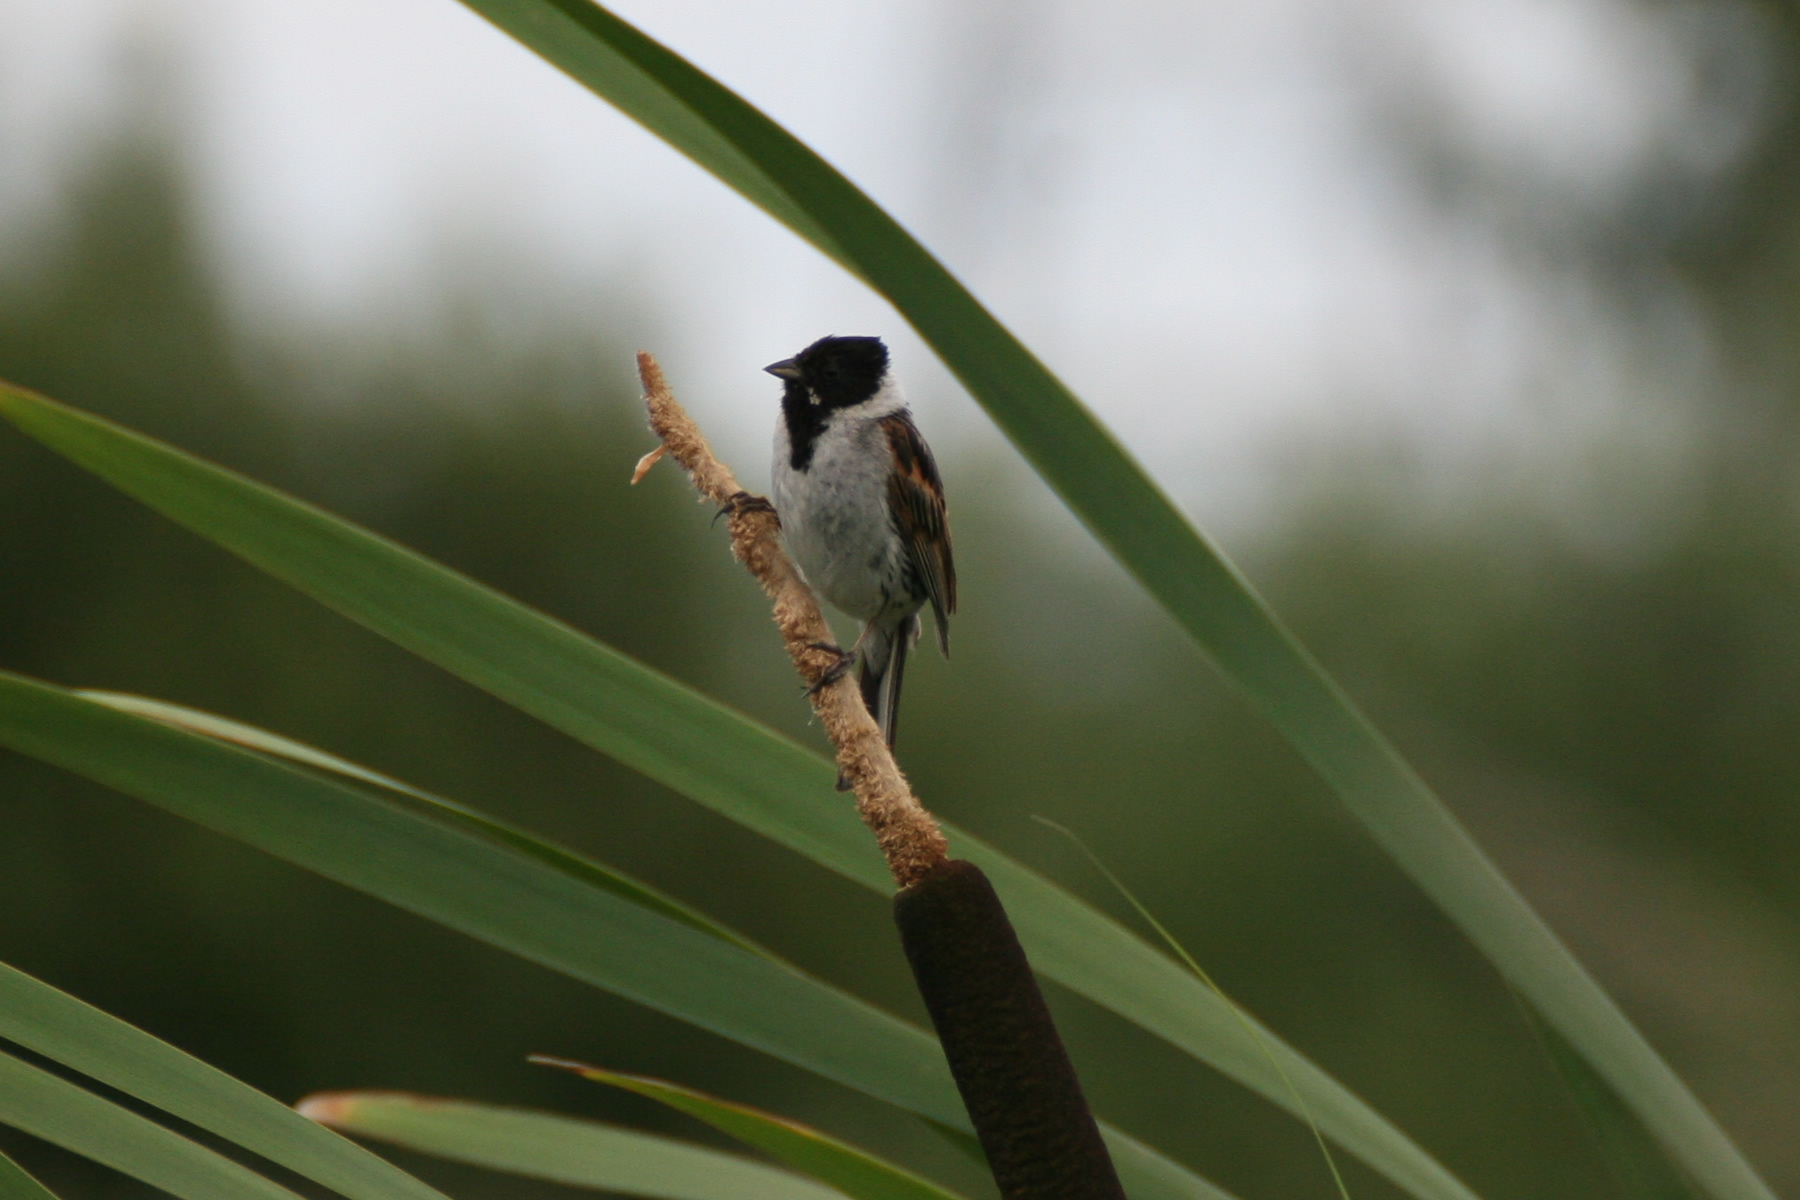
[{"xmin": 4, "ymin": 94, "xmax": 1800, "ymax": 1200}]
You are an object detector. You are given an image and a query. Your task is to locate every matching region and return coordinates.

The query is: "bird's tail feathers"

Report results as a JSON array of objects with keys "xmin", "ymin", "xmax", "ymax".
[
  {"xmin": 862, "ymin": 614, "xmax": 919, "ymax": 749},
  {"xmin": 836, "ymin": 616, "xmax": 920, "ymax": 793}
]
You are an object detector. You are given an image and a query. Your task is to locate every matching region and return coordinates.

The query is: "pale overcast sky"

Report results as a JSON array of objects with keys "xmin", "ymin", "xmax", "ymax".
[{"xmin": 0, "ymin": 0, "xmax": 1766, "ymax": 532}]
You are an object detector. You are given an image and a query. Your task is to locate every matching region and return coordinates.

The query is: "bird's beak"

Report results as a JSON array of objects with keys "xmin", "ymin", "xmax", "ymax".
[{"xmin": 763, "ymin": 358, "xmax": 802, "ymax": 381}]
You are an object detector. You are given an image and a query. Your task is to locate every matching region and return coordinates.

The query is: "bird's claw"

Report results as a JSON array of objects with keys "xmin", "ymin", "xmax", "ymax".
[
  {"xmin": 713, "ymin": 491, "xmax": 777, "ymax": 527},
  {"xmin": 804, "ymin": 641, "xmax": 857, "ymax": 696}
]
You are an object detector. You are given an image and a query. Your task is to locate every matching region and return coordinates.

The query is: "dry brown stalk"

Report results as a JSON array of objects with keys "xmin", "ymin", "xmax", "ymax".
[{"xmin": 632, "ymin": 351, "xmax": 950, "ymax": 888}]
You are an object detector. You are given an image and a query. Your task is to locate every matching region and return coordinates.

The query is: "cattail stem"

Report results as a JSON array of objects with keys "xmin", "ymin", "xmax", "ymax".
[
  {"xmin": 634, "ymin": 354, "xmax": 1123, "ymax": 1196},
  {"xmin": 633, "ymin": 351, "xmax": 946, "ymax": 885}
]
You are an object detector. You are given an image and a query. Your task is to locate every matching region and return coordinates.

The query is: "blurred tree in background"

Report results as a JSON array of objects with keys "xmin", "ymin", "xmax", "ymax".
[{"xmin": 5, "ymin": 3, "xmax": 1800, "ymax": 1198}]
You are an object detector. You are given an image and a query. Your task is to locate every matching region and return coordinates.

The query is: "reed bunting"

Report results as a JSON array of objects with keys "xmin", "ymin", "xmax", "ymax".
[{"xmin": 767, "ymin": 336, "xmax": 955, "ymax": 783}]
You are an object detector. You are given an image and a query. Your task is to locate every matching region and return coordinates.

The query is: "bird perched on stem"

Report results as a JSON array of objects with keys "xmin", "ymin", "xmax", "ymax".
[{"xmin": 767, "ymin": 336, "xmax": 955, "ymax": 787}]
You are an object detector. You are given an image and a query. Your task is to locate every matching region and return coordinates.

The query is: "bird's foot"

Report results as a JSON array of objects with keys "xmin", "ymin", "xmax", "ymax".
[
  {"xmin": 713, "ymin": 491, "xmax": 777, "ymax": 527},
  {"xmin": 803, "ymin": 641, "xmax": 857, "ymax": 696}
]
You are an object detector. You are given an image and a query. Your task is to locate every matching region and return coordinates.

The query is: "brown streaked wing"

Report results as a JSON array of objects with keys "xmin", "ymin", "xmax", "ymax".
[{"xmin": 880, "ymin": 411, "xmax": 956, "ymax": 655}]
